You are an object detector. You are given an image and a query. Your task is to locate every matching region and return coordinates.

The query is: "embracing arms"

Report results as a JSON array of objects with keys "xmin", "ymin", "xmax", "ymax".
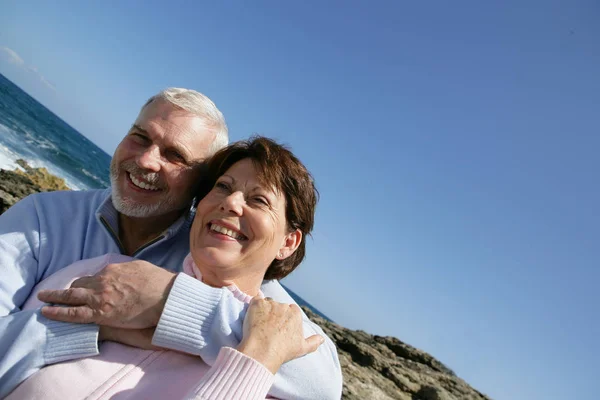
[
  {"xmin": 0, "ymin": 193, "xmax": 342, "ymax": 398},
  {"xmin": 40, "ymin": 266, "xmax": 343, "ymax": 399}
]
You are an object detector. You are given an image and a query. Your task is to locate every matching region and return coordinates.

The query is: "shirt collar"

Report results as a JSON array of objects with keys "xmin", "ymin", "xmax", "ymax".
[
  {"xmin": 95, "ymin": 188, "xmax": 195, "ymax": 240},
  {"xmin": 183, "ymin": 253, "xmax": 264, "ymax": 303}
]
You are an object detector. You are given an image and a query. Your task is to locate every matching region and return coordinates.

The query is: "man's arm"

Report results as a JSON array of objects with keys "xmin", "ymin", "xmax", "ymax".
[
  {"xmin": 39, "ymin": 260, "xmax": 343, "ymax": 398},
  {"xmin": 0, "ymin": 197, "xmax": 99, "ymax": 397}
]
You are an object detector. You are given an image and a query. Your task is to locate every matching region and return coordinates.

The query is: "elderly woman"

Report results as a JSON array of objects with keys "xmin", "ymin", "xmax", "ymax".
[{"xmin": 7, "ymin": 137, "xmax": 341, "ymax": 400}]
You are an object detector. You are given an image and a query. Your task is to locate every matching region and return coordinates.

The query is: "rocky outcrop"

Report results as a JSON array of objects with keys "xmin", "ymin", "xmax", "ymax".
[
  {"xmin": 0, "ymin": 160, "xmax": 70, "ymax": 215},
  {"xmin": 13, "ymin": 159, "xmax": 70, "ymax": 191},
  {"xmin": 0, "ymin": 163, "xmax": 489, "ymax": 399},
  {"xmin": 302, "ymin": 307, "xmax": 491, "ymax": 400}
]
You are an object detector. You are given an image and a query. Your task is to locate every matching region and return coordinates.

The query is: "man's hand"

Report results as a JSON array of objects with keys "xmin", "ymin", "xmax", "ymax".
[
  {"xmin": 236, "ymin": 297, "xmax": 325, "ymax": 374},
  {"xmin": 38, "ymin": 260, "xmax": 177, "ymax": 328}
]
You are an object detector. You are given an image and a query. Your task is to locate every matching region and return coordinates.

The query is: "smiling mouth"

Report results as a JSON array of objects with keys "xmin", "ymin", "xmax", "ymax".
[
  {"xmin": 128, "ymin": 172, "xmax": 161, "ymax": 191},
  {"xmin": 209, "ymin": 223, "xmax": 248, "ymax": 241}
]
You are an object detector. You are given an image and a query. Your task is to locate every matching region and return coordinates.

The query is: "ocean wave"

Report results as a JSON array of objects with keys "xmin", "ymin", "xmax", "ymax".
[
  {"xmin": 16, "ymin": 126, "xmax": 60, "ymax": 152},
  {"xmin": 0, "ymin": 143, "xmax": 21, "ymax": 171},
  {"xmin": 81, "ymin": 168, "xmax": 109, "ymax": 186}
]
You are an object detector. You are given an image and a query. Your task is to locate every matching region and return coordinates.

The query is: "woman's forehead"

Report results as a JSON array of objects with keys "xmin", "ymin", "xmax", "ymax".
[{"xmin": 222, "ymin": 160, "xmax": 281, "ymax": 196}]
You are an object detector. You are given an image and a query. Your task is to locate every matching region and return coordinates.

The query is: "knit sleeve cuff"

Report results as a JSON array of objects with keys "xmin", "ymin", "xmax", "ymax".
[
  {"xmin": 187, "ymin": 347, "xmax": 274, "ymax": 400},
  {"xmin": 152, "ymin": 273, "xmax": 223, "ymax": 354},
  {"xmin": 42, "ymin": 314, "xmax": 99, "ymax": 364}
]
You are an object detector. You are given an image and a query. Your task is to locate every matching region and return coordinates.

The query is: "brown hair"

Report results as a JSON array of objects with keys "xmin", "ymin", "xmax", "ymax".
[{"xmin": 195, "ymin": 136, "xmax": 319, "ymax": 280}]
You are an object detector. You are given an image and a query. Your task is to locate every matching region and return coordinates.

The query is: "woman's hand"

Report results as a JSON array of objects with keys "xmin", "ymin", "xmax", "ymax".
[
  {"xmin": 236, "ymin": 297, "xmax": 325, "ymax": 374},
  {"xmin": 99, "ymin": 325, "xmax": 160, "ymax": 350}
]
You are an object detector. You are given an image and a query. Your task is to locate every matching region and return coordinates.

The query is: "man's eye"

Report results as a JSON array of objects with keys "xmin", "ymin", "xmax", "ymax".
[
  {"xmin": 167, "ymin": 151, "xmax": 185, "ymax": 162},
  {"xmin": 130, "ymin": 133, "xmax": 149, "ymax": 144}
]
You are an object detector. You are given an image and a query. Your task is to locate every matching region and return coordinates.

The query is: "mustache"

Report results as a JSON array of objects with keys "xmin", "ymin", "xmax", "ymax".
[{"xmin": 112, "ymin": 160, "xmax": 162, "ymax": 187}]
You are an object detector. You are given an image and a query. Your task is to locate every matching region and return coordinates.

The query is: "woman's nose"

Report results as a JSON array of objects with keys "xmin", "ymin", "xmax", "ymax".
[
  {"xmin": 220, "ymin": 192, "xmax": 244, "ymax": 215},
  {"xmin": 136, "ymin": 145, "xmax": 162, "ymax": 172}
]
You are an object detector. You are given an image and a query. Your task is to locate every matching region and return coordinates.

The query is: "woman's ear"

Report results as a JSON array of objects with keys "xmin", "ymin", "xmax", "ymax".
[{"xmin": 276, "ymin": 229, "xmax": 302, "ymax": 260}]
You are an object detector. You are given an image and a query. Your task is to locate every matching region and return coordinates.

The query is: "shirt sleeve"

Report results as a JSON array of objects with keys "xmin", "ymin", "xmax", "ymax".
[
  {"xmin": 0, "ymin": 196, "xmax": 99, "ymax": 398},
  {"xmin": 153, "ymin": 273, "xmax": 343, "ymax": 399},
  {"xmin": 183, "ymin": 347, "xmax": 274, "ymax": 400}
]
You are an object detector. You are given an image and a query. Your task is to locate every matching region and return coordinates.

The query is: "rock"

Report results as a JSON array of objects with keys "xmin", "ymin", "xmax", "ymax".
[
  {"xmin": 301, "ymin": 306, "xmax": 492, "ymax": 400},
  {"xmin": 0, "ymin": 162, "xmax": 70, "ymax": 215},
  {"xmin": 14, "ymin": 159, "xmax": 70, "ymax": 191}
]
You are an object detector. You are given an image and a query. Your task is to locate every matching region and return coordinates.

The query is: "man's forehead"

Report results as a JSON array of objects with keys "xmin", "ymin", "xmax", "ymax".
[
  {"xmin": 136, "ymin": 100, "xmax": 198, "ymax": 126},
  {"xmin": 137, "ymin": 102, "xmax": 211, "ymax": 136},
  {"xmin": 134, "ymin": 100, "xmax": 215, "ymax": 158}
]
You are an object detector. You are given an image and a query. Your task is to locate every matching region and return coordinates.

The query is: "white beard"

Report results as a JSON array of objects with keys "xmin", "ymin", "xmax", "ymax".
[
  {"xmin": 110, "ymin": 184, "xmax": 167, "ymax": 218},
  {"xmin": 109, "ymin": 160, "xmax": 186, "ymax": 218}
]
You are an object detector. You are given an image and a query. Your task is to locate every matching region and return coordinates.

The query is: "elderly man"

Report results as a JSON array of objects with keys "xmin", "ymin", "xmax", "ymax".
[{"xmin": 0, "ymin": 88, "xmax": 342, "ymax": 397}]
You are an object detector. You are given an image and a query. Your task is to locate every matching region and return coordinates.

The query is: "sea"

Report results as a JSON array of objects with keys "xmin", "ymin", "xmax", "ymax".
[
  {"xmin": 0, "ymin": 73, "xmax": 111, "ymax": 189},
  {"xmin": 0, "ymin": 73, "xmax": 332, "ymax": 322}
]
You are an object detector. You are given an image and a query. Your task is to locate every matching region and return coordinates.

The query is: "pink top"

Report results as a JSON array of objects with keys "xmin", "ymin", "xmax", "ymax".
[{"xmin": 7, "ymin": 254, "xmax": 273, "ymax": 400}]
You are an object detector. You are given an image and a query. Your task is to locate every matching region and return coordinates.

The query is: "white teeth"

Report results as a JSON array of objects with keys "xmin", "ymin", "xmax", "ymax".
[
  {"xmin": 210, "ymin": 224, "xmax": 245, "ymax": 240},
  {"xmin": 129, "ymin": 173, "xmax": 159, "ymax": 191}
]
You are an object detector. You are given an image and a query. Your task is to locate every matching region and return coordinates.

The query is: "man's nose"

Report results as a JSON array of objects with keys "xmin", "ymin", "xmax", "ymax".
[
  {"xmin": 136, "ymin": 145, "xmax": 162, "ymax": 172},
  {"xmin": 220, "ymin": 192, "xmax": 244, "ymax": 215}
]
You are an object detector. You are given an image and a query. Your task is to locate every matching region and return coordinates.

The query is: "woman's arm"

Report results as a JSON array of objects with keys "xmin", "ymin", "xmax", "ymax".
[
  {"xmin": 183, "ymin": 297, "xmax": 325, "ymax": 400},
  {"xmin": 184, "ymin": 346, "xmax": 274, "ymax": 400}
]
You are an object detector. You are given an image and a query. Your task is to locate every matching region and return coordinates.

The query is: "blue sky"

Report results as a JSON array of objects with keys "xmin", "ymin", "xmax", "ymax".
[{"xmin": 1, "ymin": 1, "xmax": 598, "ymax": 398}]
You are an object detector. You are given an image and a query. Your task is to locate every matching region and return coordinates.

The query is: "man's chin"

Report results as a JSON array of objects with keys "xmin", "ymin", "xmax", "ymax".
[
  {"xmin": 113, "ymin": 197, "xmax": 191, "ymax": 220},
  {"xmin": 113, "ymin": 202, "xmax": 160, "ymax": 218},
  {"xmin": 111, "ymin": 185, "xmax": 192, "ymax": 219},
  {"xmin": 112, "ymin": 192, "xmax": 162, "ymax": 218}
]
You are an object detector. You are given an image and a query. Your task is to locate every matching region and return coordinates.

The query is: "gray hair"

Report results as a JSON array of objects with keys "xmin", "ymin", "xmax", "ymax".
[{"xmin": 142, "ymin": 87, "xmax": 229, "ymax": 156}]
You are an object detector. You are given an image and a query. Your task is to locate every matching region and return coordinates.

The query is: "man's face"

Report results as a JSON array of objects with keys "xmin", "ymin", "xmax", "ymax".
[{"xmin": 110, "ymin": 99, "xmax": 216, "ymax": 219}]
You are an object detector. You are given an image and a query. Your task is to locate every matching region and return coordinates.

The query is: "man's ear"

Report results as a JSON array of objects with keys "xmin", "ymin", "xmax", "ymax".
[{"xmin": 276, "ymin": 229, "xmax": 302, "ymax": 260}]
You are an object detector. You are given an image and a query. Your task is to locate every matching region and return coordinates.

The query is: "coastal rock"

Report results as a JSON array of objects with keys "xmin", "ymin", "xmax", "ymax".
[
  {"xmin": 14, "ymin": 159, "xmax": 70, "ymax": 191},
  {"xmin": 0, "ymin": 161, "xmax": 70, "ymax": 215},
  {"xmin": 0, "ymin": 164, "xmax": 489, "ymax": 399},
  {"xmin": 301, "ymin": 306, "xmax": 491, "ymax": 400}
]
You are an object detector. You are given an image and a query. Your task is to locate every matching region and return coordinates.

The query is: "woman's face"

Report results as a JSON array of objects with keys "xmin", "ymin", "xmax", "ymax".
[{"xmin": 190, "ymin": 158, "xmax": 301, "ymax": 289}]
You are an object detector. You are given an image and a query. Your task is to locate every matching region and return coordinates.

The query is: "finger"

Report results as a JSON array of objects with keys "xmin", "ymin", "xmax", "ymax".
[
  {"xmin": 70, "ymin": 276, "xmax": 96, "ymax": 289},
  {"xmin": 37, "ymin": 288, "xmax": 91, "ymax": 306},
  {"xmin": 249, "ymin": 296, "xmax": 262, "ymax": 306},
  {"xmin": 302, "ymin": 334, "xmax": 326, "ymax": 355},
  {"xmin": 41, "ymin": 305, "xmax": 96, "ymax": 323},
  {"xmin": 264, "ymin": 297, "xmax": 274, "ymax": 301}
]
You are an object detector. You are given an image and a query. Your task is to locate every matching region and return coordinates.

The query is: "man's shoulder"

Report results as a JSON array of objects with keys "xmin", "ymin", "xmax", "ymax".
[{"xmin": 27, "ymin": 188, "xmax": 111, "ymax": 208}]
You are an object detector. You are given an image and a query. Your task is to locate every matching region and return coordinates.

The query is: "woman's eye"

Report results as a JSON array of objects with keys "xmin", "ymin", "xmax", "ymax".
[
  {"xmin": 253, "ymin": 196, "xmax": 268, "ymax": 206},
  {"xmin": 215, "ymin": 181, "xmax": 230, "ymax": 191}
]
